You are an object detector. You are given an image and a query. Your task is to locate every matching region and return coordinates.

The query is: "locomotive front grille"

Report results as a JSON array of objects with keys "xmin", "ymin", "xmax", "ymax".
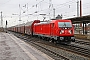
[
  {"xmin": 59, "ymin": 37, "xmax": 71, "ymax": 41},
  {"xmin": 64, "ymin": 37, "xmax": 71, "ymax": 40},
  {"xmin": 64, "ymin": 37, "xmax": 70, "ymax": 40}
]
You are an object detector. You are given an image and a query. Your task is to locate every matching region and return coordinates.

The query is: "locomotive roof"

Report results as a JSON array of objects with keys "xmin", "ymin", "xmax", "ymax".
[
  {"xmin": 51, "ymin": 19, "xmax": 71, "ymax": 23},
  {"xmin": 40, "ymin": 21, "xmax": 51, "ymax": 24},
  {"xmin": 34, "ymin": 20, "xmax": 51, "ymax": 25},
  {"xmin": 35, "ymin": 19, "xmax": 71, "ymax": 25}
]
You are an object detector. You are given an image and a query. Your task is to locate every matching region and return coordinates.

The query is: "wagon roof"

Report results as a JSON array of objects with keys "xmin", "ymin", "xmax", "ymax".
[
  {"xmin": 25, "ymin": 21, "xmax": 33, "ymax": 26},
  {"xmin": 17, "ymin": 23, "xmax": 25, "ymax": 27},
  {"xmin": 25, "ymin": 20, "xmax": 40, "ymax": 26}
]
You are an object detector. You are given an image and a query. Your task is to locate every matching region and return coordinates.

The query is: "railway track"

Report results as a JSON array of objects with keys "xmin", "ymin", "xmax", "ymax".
[
  {"xmin": 35, "ymin": 39, "xmax": 90, "ymax": 58},
  {"xmin": 75, "ymin": 40, "xmax": 90, "ymax": 45},
  {"xmin": 29, "ymin": 41, "xmax": 70, "ymax": 60},
  {"xmin": 11, "ymin": 32, "xmax": 90, "ymax": 59},
  {"xmin": 64, "ymin": 44, "xmax": 90, "ymax": 58},
  {"xmin": 13, "ymin": 33, "xmax": 70, "ymax": 60}
]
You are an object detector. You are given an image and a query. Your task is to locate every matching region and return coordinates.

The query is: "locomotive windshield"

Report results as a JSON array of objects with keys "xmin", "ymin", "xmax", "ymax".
[{"xmin": 58, "ymin": 22, "xmax": 72, "ymax": 27}]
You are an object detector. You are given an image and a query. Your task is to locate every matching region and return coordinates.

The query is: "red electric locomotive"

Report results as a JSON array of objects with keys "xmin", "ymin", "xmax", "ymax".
[{"xmin": 33, "ymin": 19, "xmax": 75, "ymax": 44}]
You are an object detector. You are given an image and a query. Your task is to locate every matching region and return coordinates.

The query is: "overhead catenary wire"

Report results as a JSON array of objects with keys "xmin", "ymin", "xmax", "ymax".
[
  {"xmin": 33, "ymin": 0, "xmax": 77, "ymax": 16},
  {"xmin": 22, "ymin": 0, "xmax": 75, "ymax": 20},
  {"xmin": 20, "ymin": 0, "xmax": 77, "ymax": 17},
  {"xmin": 3, "ymin": 0, "xmax": 90, "ymax": 26}
]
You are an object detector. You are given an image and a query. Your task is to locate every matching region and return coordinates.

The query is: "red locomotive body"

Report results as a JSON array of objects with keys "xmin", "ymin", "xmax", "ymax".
[{"xmin": 33, "ymin": 20, "xmax": 75, "ymax": 44}]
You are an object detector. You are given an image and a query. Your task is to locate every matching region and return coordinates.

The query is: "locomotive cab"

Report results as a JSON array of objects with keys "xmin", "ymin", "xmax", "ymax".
[{"xmin": 57, "ymin": 20, "xmax": 75, "ymax": 44}]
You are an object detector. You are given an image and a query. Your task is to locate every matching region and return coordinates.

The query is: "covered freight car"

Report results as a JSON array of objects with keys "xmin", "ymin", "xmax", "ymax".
[
  {"xmin": 7, "ymin": 20, "xmax": 40, "ymax": 36},
  {"xmin": 24, "ymin": 20, "xmax": 40, "ymax": 36}
]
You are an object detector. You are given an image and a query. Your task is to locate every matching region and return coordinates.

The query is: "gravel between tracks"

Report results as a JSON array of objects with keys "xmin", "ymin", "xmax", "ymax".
[
  {"xmin": 11, "ymin": 32, "xmax": 90, "ymax": 60},
  {"xmin": 30, "ymin": 41, "xmax": 89, "ymax": 60}
]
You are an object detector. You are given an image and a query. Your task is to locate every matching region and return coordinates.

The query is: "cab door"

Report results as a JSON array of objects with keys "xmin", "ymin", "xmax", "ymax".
[{"xmin": 50, "ymin": 23, "xmax": 54, "ymax": 36}]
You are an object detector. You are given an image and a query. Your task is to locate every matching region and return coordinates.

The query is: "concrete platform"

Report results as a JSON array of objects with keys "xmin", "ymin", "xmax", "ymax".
[{"xmin": 0, "ymin": 32, "xmax": 54, "ymax": 60}]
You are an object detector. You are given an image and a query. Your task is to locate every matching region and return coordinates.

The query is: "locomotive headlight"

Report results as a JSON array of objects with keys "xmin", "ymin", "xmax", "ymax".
[
  {"xmin": 60, "ymin": 37, "xmax": 64, "ymax": 40},
  {"xmin": 60, "ymin": 30, "xmax": 64, "ymax": 34},
  {"xmin": 68, "ymin": 30, "xmax": 72, "ymax": 34},
  {"xmin": 71, "ymin": 37, "xmax": 75, "ymax": 39}
]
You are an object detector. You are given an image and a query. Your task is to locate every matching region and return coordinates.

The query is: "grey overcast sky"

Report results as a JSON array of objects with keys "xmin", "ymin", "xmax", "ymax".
[{"xmin": 0, "ymin": 0, "xmax": 90, "ymax": 27}]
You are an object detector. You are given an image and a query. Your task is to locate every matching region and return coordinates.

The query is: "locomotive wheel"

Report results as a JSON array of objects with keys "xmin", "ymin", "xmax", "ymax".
[
  {"xmin": 54, "ymin": 40, "xmax": 59, "ymax": 44},
  {"xmin": 47, "ymin": 38, "xmax": 50, "ymax": 41},
  {"xmin": 38, "ymin": 36, "xmax": 42, "ymax": 39},
  {"xmin": 60, "ymin": 41, "xmax": 71, "ymax": 45},
  {"xmin": 42, "ymin": 37, "xmax": 45, "ymax": 40},
  {"xmin": 53, "ymin": 41, "xmax": 56, "ymax": 44},
  {"xmin": 49, "ymin": 39, "xmax": 52, "ymax": 42},
  {"xmin": 51, "ymin": 39, "xmax": 55, "ymax": 43}
]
